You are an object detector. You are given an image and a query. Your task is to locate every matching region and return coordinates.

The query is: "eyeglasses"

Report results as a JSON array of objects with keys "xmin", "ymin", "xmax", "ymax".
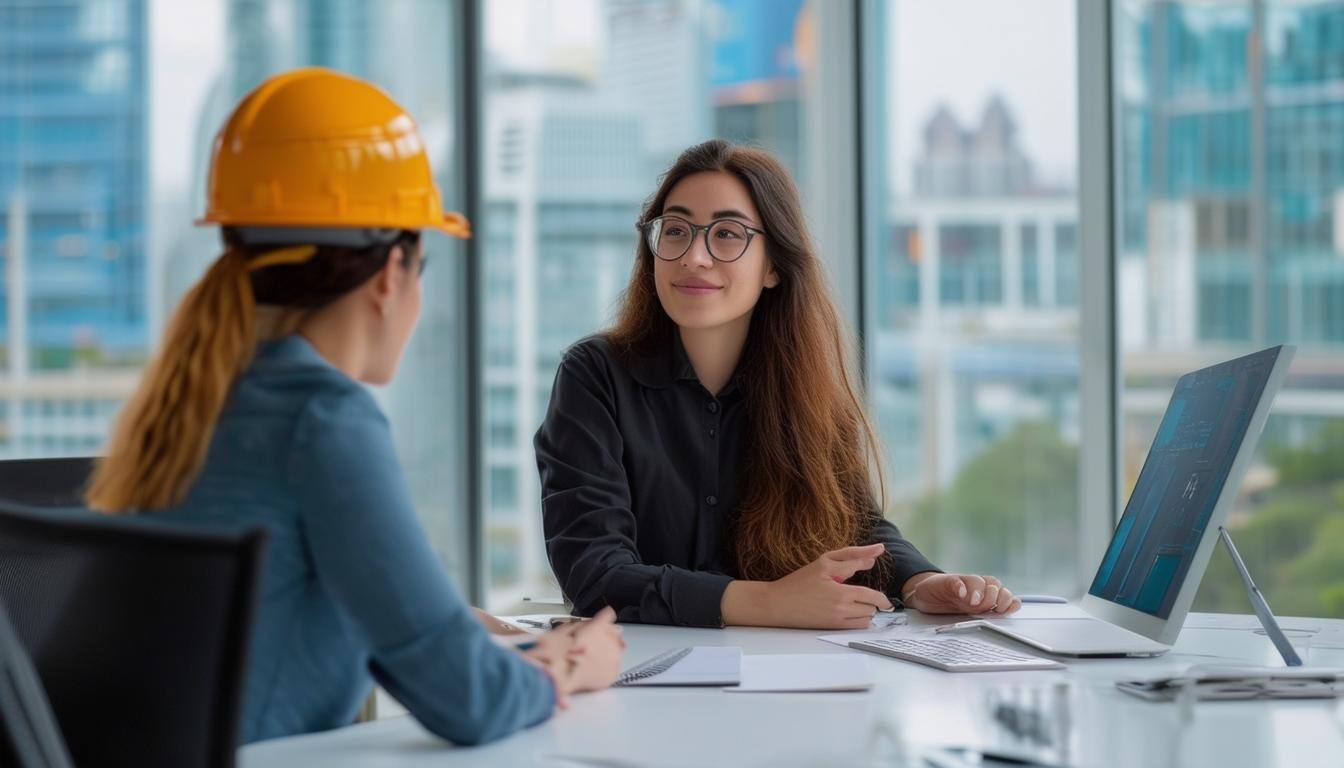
[{"xmin": 638, "ymin": 215, "xmax": 764, "ymax": 264}]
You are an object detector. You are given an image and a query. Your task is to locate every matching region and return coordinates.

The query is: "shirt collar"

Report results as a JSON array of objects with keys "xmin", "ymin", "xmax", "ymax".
[
  {"xmin": 254, "ymin": 333, "xmax": 336, "ymax": 372},
  {"xmin": 625, "ymin": 332, "xmax": 744, "ymax": 396}
]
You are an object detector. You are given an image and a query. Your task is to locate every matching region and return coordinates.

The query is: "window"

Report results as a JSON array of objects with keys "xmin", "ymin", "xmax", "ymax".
[
  {"xmin": 480, "ymin": 0, "xmax": 816, "ymax": 607},
  {"xmin": 0, "ymin": 0, "xmax": 472, "ymax": 583},
  {"xmin": 1020, "ymin": 224, "xmax": 1041, "ymax": 307},
  {"xmin": 864, "ymin": 0, "xmax": 1081, "ymax": 595},
  {"xmin": 1116, "ymin": 0, "xmax": 1344, "ymax": 619},
  {"xmin": 5, "ymin": 0, "xmax": 1340, "ymax": 622}
]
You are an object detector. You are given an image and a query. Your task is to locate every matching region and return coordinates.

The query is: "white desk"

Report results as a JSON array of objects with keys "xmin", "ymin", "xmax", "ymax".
[{"xmin": 240, "ymin": 612, "xmax": 1344, "ymax": 767}]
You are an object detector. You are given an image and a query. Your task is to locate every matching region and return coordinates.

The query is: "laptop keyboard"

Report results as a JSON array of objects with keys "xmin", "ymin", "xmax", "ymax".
[{"xmin": 848, "ymin": 636, "xmax": 1064, "ymax": 672}]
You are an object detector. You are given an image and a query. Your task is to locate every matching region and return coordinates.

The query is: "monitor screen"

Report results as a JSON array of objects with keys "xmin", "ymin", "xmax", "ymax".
[{"xmin": 1088, "ymin": 346, "xmax": 1283, "ymax": 619}]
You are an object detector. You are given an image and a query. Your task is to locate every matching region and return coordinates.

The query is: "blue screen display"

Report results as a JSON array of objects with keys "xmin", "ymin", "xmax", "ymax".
[{"xmin": 1088, "ymin": 347, "xmax": 1282, "ymax": 619}]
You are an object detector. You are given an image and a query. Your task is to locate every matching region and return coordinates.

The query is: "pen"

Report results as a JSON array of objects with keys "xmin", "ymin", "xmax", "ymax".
[{"xmin": 934, "ymin": 620, "xmax": 986, "ymax": 634}]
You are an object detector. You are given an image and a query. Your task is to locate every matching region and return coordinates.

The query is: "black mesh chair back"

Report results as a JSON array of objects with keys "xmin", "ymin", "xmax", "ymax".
[
  {"xmin": 0, "ymin": 599, "xmax": 73, "ymax": 768},
  {"xmin": 0, "ymin": 503, "xmax": 266, "ymax": 768},
  {"xmin": 0, "ymin": 458, "xmax": 95, "ymax": 508}
]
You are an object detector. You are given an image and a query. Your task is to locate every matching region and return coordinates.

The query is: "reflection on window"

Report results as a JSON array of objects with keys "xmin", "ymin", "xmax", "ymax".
[{"xmin": 1117, "ymin": 0, "xmax": 1344, "ymax": 618}]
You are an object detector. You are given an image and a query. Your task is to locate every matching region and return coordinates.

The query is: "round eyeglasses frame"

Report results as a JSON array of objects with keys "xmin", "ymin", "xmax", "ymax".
[{"xmin": 637, "ymin": 215, "xmax": 765, "ymax": 263}]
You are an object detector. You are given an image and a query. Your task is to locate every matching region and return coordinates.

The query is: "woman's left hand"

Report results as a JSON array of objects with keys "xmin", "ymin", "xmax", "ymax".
[
  {"xmin": 900, "ymin": 572, "xmax": 1021, "ymax": 616},
  {"xmin": 472, "ymin": 607, "xmax": 528, "ymax": 635}
]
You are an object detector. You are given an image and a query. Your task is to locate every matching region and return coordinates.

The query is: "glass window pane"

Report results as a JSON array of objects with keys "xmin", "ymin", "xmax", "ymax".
[
  {"xmin": 864, "ymin": 0, "xmax": 1080, "ymax": 595},
  {"xmin": 0, "ymin": 0, "xmax": 470, "ymax": 582},
  {"xmin": 1116, "ymin": 0, "xmax": 1344, "ymax": 619},
  {"xmin": 481, "ymin": 0, "xmax": 815, "ymax": 608}
]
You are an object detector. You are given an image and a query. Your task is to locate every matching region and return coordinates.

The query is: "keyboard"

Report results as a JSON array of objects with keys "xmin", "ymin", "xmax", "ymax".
[{"xmin": 848, "ymin": 635, "xmax": 1065, "ymax": 672}]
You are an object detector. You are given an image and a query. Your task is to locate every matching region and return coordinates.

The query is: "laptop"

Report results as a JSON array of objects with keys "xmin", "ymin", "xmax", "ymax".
[{"xmin": 939, "ymin": 345, "xmax": 1296, "ymax": 657}]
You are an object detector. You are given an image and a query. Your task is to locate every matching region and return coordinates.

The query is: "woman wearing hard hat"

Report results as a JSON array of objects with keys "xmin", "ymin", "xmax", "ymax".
[{"xmin": 86, "ymin": 68, "xmax": 624, "ymax": 746}]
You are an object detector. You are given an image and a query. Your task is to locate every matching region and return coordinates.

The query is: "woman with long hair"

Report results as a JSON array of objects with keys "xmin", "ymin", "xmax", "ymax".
[
  {"xmin": 88, "ymin": 68, "xmax": 623, "ymax": 744},
  {"xmin": 536, "ymin": 139, "xmax": 1020, "ymax": 629}
]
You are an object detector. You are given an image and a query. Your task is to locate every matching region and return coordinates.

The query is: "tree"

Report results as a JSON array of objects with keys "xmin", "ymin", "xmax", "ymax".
[
  {"xmin": 900, "ymin": 416, "xmax": 1344, "ymax": 617},
  {"xmin": 903, "ymin": 421, "xmax": 1079, "ymax": 591},
  {"xmin": 1193, "ymin": 418, "xmax": 1344, "ymax": 619}
]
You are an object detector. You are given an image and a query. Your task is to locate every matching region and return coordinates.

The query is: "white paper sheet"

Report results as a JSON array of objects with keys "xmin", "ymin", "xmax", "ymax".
[{"xmin": 724, "ymin": 653, "xmax": 873, "ymax": 692}]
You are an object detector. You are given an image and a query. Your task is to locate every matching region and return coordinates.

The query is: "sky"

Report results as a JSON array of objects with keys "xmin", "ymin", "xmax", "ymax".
[
  {"xmin": 889, "ymin": 0, "xmax": 1077, "ymax": 193},
  {"xmin": 149, "ymin": 0, "xmax": 225, "ymax": 197}
]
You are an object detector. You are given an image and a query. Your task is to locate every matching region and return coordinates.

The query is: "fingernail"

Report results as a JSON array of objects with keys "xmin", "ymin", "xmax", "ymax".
[
  {"xmin": 958, "ymin": 584, "xmax": 968, "ymax": 598},
  {"xmin": 971, "ymin": 591, "xmax": 982, "ymax": 605}
]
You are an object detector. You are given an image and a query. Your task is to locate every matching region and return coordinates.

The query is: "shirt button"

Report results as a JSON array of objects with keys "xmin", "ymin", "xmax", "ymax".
[
  {"xmin": 706, "ymin": 495, "xmax": 718, "ymax": 507},
  {"xmin": 707, "ymin": 401, "xmax": 719, "ymax": 414},
  {"xmin": 709, "ymin": 427, "xmax": 717, "ymax": 438}
]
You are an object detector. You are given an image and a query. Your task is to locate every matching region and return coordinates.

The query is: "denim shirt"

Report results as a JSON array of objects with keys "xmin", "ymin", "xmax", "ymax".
[{"xmin": 164, "ymin": 335, "xmax": 553, "ymax": 745}]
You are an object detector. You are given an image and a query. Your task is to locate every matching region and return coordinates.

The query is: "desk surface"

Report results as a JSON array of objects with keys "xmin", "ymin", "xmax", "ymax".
[{"xmin": 240, "ymin": 611, "xmax": 1344, "ymax": 767}]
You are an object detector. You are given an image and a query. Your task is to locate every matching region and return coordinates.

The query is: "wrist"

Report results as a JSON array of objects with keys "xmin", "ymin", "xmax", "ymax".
[
  {"xmin": 538, "ymin": 657, "xmax": 570, "ymax": 701},
  {"xmin": 721, "ymin": 580, "xmax": 776, "ymax": 627},
  {"xmin": 900, "ymin": 571, "xmax": 937, "ymax": 606},
  {"xmin": 524, "ymin": 646, "xmax": 576, "ymax": 696}
]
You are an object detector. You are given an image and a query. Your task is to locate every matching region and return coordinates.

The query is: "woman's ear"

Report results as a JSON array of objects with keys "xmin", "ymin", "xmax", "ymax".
[
  {"xmin": 370, "ymin": 245, "xmax": 405, "ymax": 316},
  {"xmin": 764, "ymin": 266, "xmax": 781, "ymax": 289}
]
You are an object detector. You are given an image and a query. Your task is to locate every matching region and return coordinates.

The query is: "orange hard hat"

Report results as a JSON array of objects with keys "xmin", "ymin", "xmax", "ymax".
[{"xmin": 197, "ymin": 67, "xmax": 470, "ymax": 238}]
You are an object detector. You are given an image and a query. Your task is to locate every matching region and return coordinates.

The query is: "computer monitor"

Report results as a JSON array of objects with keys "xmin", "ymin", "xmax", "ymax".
[{"xmin": 1080, "ymin": 345, "xmax": 1296, "ymax": 646}]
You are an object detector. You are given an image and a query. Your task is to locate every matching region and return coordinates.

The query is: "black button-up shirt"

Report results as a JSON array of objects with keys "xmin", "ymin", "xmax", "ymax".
[{"xmin": 534, "ymin": 334, "xmax": 939, "ymax": 627}]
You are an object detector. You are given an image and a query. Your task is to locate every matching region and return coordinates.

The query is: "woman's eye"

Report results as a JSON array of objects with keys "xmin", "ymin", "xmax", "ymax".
[
  {"xmin": 665, "ymin": 226, "xmax": 687, "ymax": 237},
  {"xmin": 715, "ymin": 228, "xmax": 742, "ymax": 239}
]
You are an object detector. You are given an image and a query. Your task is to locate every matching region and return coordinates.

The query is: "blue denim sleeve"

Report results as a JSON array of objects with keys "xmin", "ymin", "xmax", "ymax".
[{"xmin": 290, "ymin": 387, "xmax": 554, "ymax": 746}]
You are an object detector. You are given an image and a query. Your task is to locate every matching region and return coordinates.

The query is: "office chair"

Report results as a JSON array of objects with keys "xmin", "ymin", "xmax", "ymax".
[
  {"xmin": 0, "ymin": 457, "xmax": 95, "ymax": 508},
  {"xmin": 0, "ymin": 600, "xmax": 73, "ymax": 768},
  {"xmin": 0, "ymin": 502, "xmax": 266, "ymax": 768}
]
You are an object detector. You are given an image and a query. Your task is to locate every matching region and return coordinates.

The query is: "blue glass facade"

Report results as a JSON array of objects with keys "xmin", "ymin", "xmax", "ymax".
[
  {"xmin": 1119, "ymin": 1, "xmax": 1344, "ymax": 346},
  {"xmin": 0, "ymin": 0, "xmax": 148, "ymax": 367}
]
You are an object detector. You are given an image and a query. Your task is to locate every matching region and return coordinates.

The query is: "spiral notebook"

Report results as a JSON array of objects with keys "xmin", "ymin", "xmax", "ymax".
[{"xmin": 614, "ymin": 646, "xmax": 742, "ymax": 686}]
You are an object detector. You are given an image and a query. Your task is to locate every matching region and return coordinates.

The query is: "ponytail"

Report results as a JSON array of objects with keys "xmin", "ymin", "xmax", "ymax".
[{"xmin": 88, "ymin": 249, "xmax": 257, "ymax": 512}]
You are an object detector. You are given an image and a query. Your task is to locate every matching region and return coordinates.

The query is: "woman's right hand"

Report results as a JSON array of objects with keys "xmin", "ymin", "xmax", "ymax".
[
  {"xmin": 727, "ymin": 543, "xmax": 893, "ymax": 629},
  {"xmin": 561, "ymin": 607, "xmax": 626, "ymax": 692},
  {"xmin": 526, "ymin": 607, "xmax": 625, "ymax": 703}
]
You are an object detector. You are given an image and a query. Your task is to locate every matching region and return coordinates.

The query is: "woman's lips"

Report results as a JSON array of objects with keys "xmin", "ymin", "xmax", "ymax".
[{"xmin": 673, "ymin": 281, "xmax": 722, "ymax": 296}]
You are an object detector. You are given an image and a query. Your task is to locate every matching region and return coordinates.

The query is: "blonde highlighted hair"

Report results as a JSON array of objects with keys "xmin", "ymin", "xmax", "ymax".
[
  {"xmin": 88, "ymin": 231, "xmax": 419, "ymax": 513},
  {"xmin": 87, "ymin": 250, "xmax": 256, "ymax": 512}
]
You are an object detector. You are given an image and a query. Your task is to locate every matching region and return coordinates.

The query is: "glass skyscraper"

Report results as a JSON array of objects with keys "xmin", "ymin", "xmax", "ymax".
[
  {"xmin": 1118, "ymin": 1, "xmax": 1344, "ymax": 348},
  {"xmin": 0, "ymin": 0, "xmax": 148, "ymax": 458},
  {"xmin": 0, "ymin": 0, "xmax": 148, "ymax": 367}
]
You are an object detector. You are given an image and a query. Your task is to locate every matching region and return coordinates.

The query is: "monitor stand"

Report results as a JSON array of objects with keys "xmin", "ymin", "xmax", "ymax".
[{"xmin": 1218, "ymin": 526, "xmax": 1302, "ymax": 667}]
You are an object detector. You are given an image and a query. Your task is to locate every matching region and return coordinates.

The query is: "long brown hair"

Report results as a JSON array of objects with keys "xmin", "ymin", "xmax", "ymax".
[
  {"xmin": 87, "ymin": 230, "xmax": 417, "ymax": 513},
  {"xmin": 608, "ymin": 139, "xmax": 890, "ymax": 584}
]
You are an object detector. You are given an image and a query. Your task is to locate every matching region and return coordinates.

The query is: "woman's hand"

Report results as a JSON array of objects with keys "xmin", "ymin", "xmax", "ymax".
[
  {"xmin": 724, "ymin": 543, "xmax": 894, "ymax": 629},
  {"xmin": 472, "ymin": 607, "xmax": 527, "ymax": 635},
  {"xmin": 899, "ymin": 572, "xmax": 1021, "ymax": 616},
  {"xmin": 524, "ymin": 607, "xmax": 625, "ymax": 706},
  {"xmin": 563, "ymin": 607, "xmax": 626, "ymax": 692}
]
